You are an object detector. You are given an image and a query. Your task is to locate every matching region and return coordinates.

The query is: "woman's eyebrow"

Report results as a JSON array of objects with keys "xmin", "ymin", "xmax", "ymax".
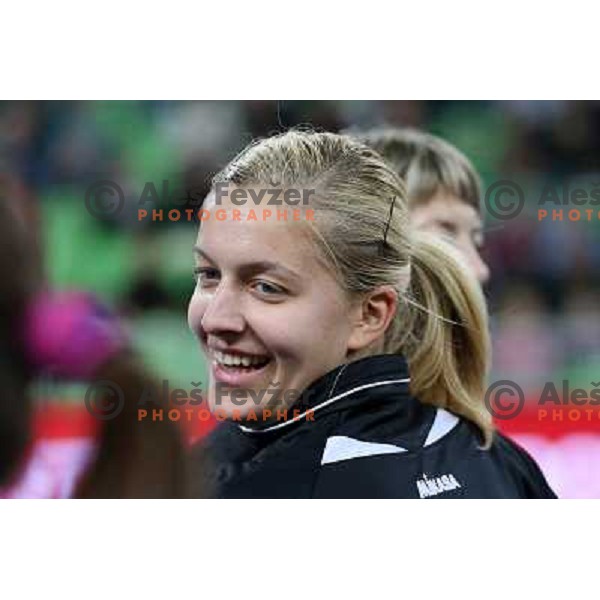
[
  {"xmin": 193, "ymin": 246, "xmax": 301, "ymax": 282},
  {"xmin": 193, "ymin": 246, "xmax": 214, "ymax": 263},
  {"xmin": 240, "ymin": 261, "xmax": 302, "ymax": 282}
]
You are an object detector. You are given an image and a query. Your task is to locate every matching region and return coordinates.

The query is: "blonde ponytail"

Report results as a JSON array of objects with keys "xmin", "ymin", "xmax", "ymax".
[{"xmin": 398, "ymin": 233, "xmax": 493, "ymax": 447}]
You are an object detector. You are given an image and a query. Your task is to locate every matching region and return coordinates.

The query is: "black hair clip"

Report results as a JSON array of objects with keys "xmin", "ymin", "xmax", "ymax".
[{"xmin": 379, "ymin": 196, "xmax": 396, "ymax": 256}]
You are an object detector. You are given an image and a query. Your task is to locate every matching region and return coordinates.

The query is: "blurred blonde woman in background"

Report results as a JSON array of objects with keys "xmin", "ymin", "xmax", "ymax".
[{"xmin": 348, "ymin": 127, "xmax": 490, "ymax": 285}]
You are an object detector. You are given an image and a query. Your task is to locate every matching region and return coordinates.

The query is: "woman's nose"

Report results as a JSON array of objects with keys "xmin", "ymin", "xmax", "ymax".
[
  {"xmin": 466, "ymin": 247, "xmax": 490, "ymax": 286},
  {"xmin": 200, "ymin": 285, "xmax": 246, "ymax": 335},
  {"xmin": 476, "ymin": 258, "xmax": 490, "ymax": 286}
]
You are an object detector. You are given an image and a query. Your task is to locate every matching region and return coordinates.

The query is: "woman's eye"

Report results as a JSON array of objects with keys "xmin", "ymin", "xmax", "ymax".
[
  {"xmin": 193, "ymin": 267, "xmax": 220, "ymax": 285},
  {"xmin": 438, "ymin": 222, "xmax": 458, "ymax": 240},
  {"xmin": 251, "ymin": 280, "xmax": 286, "ymax": 296}
]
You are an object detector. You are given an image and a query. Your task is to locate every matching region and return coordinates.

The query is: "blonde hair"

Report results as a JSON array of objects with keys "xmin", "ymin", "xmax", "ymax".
[
  {"xmin": 212, "ymin": 129, "xmax": 493, "ymax": 446},
  {"xmin": 347, "ymin": 127, "xmax": 482, "ymax": 213}
]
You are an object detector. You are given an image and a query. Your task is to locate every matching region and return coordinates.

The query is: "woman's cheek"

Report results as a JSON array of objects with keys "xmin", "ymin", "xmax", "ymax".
[{"xmin": 187, "ymin": 290, "xmax": 206, "ymax": 335}]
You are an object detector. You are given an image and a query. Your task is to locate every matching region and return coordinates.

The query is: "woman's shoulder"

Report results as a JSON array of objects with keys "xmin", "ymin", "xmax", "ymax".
[{"xmin": 488, "ymin": 431, "xmax": 558, "ymax": 498}]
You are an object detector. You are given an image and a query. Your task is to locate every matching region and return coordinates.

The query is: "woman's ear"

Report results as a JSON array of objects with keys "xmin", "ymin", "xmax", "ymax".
[{"xmin": 346, "ymin": 285, "xmax": 398, "ymax": 353}]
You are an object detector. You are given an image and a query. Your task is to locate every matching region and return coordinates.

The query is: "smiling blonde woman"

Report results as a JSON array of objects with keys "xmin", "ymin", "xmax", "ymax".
[{"xmin": 187, "ymin": 129, "xmax": 555, "ymax": 499}]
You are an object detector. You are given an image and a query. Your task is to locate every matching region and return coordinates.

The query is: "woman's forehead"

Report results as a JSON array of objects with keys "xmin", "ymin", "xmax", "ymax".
[
  {"xmin": 413, "ymin": 192, "xmax": 482, "ymax": 229},
  {"xmin": 196, "ymin": 211, "xmax": 314, "ymax": 270}
]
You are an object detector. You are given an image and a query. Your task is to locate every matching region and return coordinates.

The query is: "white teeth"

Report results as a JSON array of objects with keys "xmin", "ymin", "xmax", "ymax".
[{"xmin": 213, "ymin": 350, "xmax": 268, "ymax": 367}]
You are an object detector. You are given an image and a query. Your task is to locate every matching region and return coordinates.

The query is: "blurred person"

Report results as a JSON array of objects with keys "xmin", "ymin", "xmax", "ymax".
[
  {"xmin": 187, "ymin": 129, "xmax": 555, "ymax": 498},
  {"xmin": 0, "ymin": 198, "xmax": 187, "ymax": 498},
  {"xmin": 347, "ymin": 127, "xmax": 490, "ymax": 285}
]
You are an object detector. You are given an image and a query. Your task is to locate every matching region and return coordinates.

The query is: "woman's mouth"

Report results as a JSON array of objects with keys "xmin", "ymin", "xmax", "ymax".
[{"xmin": 211, "ymin": 349, "xmax": 272, "ymax": 386}]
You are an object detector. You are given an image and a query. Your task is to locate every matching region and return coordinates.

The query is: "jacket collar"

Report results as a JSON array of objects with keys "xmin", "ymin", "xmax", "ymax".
[{"xmin": 238, "ymin": 354, "xmax": 411, "ymax": 434}]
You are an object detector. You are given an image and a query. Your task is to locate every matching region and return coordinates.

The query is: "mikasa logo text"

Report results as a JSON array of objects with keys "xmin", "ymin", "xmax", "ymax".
[{"xmin": 416, "ymin": 473, "xmax": 462, "ymax": 498}]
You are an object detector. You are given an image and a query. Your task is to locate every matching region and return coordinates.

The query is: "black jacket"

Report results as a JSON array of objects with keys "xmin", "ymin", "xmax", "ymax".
[{"xmin": 190, "ymin": 354, "xmax": 557, "ymax": 498}]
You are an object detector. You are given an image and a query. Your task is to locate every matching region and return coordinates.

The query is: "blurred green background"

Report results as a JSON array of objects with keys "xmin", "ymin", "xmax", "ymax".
[{"xmin": 3, "ymin": 100, "xmax": 600, "ymax": 396}]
